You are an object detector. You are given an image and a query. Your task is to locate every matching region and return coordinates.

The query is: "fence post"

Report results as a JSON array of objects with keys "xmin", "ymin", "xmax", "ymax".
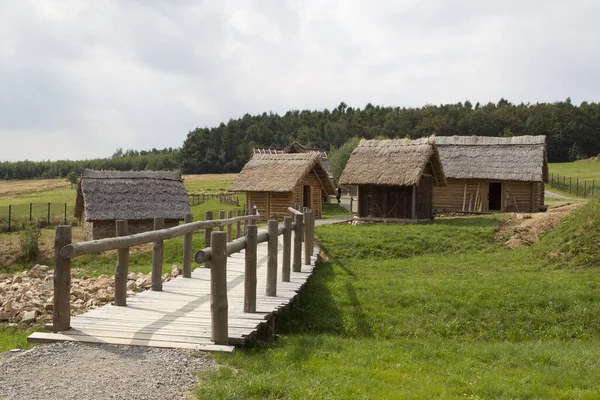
[
  {"xmin": 204, "ymin": 211, "xmax": 213, "ymax": 269},
  {"xmin": 152, "ymin": 218, "xmax": 165, "ymax": 291},
  {"xmin": 249, "ymin": 205, "xmax": 257, "ymax": 227},
  {"xmin": 210, "ymin": 231, "xmax": 228, "ymax": 345},
  {"xmin": 293, "ymin": 213, "xmax": 303, "ymax": 272},
  {"xmin": 227, "ymin": 210, "xmax": 233, "ymax": 242},
  {"xmin": 304, "ymin": 210, "xmax": 312, "ymax": 265},
  {"xmin": 219, "ymin": 210, "xmax": 225, "ymax": 231},
  {"xmin": 576, "ymin": 178, "xmax": 579, "ymax": 196},
  {"xmin": 593, "ymin": 180, "xmax": 595, "ymax": 199},
  {"xmin": 244, "ymin": 225, "xmax": 257, "ymax": 313},
  {"xmin": 53, "ymin": 225, "xmax": 72, "ymax": 332},
  {"xmin": 7, "ymin": 205, "xmax": 10, "ymax": 232},
  {"xmin": 114, "ymin": 220, "xmax": 129, "ymax": 306},
  {"xmin": 47, "ymin": 202, "xmax": 50, "ymax": 226},
  {"xmin": 266, "ymin": 220, "xmax": 278, "ymax": 297},
  {"xmin": 282, "ymin": 216, "xmax": 292, "ymax": 282},
  {"xmin": 236, "ymin": 210, "xmax": 242, "ymax": 239},
  {"xmin": 350, "ymin": 197, "xmax": 354, "ymax": 213},
  {"xmin": 569, "ymin": 177, "xmax": 572, "ymax": 194},
  {"xmin": 64, "ymin": 203, "xmax": 67, "ymax": 225},
  {"xmin": 584, "ymin": 180, "xmax": 587, "ymax": 198},
  {"xmin": 183, "ymin": 213, "xmax": 193, "ymax": 278},
  {"xmin": 29, "ymin": 203, "xmax": 32, "ymax": 222},
  {"xmin": 309, "ymin": 211, "xmax": 315, "ymax": 256}
]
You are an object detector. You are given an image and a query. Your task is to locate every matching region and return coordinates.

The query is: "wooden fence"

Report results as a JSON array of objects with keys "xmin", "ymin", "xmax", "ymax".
[
  {"xmin": 0, "ymin": 202, "xmax": 77, "ymax": 233},
  {"xmin": 549, "ymin": 174, "xmax": 597, "ymax": 198},
  {"xmin": 188, "ymin": 193, "xmax": 240, "ymax": 207},
  {"xmin": 51, "ymin": 203, "xmax": 316, "ymax": 345}
]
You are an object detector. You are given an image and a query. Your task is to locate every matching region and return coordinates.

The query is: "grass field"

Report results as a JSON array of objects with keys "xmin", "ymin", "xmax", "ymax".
[
  {"xmin": 549, "ymin": 160, "xmax": 600, "ymax": 180},
  {"xmin": 195, "ymin": 202, "xmax": 600, "ymax": 399}
]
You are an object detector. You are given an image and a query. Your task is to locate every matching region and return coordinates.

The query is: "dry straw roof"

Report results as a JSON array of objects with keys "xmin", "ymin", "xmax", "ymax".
[
  {"xmin": 339, "ymin": 137, "xmax": 446, "ymax": 186},
  {"xmin": 75, "ymin": 169, "xmax": 190, "ymax": 221},
  {"xmin": 435, "ymin": 135, "xmax": 548, "ymax": 182},
  {"xmin": 229, "ymin": 153, "xmax": 335, "ymax": 194}
]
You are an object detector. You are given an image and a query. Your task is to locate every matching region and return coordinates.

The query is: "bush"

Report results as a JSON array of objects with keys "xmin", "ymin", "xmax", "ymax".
[{"xmin": 17, "ymin": 222, "xmax": 42, "ymax": 263}]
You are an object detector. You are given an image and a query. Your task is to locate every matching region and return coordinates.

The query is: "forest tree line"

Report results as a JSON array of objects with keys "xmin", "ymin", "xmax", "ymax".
[{"xmin": 2, "ymin": 99, "xmax": 600, "ymax": 180}]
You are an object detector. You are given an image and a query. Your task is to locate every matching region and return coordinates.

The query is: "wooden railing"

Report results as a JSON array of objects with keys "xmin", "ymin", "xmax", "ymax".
[{"xmin": 51, "ymin": 203, "xmax": 316, "ymax": 345}]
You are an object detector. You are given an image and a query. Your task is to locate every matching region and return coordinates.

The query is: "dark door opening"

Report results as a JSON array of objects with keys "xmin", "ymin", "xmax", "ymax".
[
  {"xmin": 488, "ymin": 182, "xmax": 502, "ymax": 211},
  {"xmin": 302, "ymin": 185, "xmax": 311, "ymax": 209}
]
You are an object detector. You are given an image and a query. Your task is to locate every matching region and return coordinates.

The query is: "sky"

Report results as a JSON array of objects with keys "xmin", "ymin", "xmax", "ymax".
[{"xmin": 1, "ymin": 0, "xmax": 599, "ymax": 162}]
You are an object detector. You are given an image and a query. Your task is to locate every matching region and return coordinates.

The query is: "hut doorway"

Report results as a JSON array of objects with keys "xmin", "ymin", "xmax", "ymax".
[
  {"xmin": 302, "ymin": 185, "xmax": 311, "ymax": 209},
  {"xmin": 488, "ymin": 182, "xmax": 502, "ymax": 211}
]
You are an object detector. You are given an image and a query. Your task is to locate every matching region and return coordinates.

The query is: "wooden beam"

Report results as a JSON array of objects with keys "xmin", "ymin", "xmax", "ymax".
[
  {"xmin": 53, "ymin": 225, "xmax": 72, "ymax": 332},
  {"xmin": 210, "ymin": 231, "xmax": 228, "ymax": 345},
  {"xmin": 266, "ymin": 220, "xmax": 278, "ymax": 297},
  {"xmin": 183, "ymin": 213, "xmax": 193, "ymax": 278},
  {"xmin": 152, "ymin": 218, "xmax": 165, "ymax": 291},
  {"xmin": 114, "ymin": 220, "xmax": 129, "ymax": 306}
]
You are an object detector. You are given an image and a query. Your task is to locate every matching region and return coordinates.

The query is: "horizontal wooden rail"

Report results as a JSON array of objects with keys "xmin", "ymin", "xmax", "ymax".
[
  {"xmin": 61, "ymin": 213, "xmax": 258, "ymax": 259},
  {"xmin": 287, "ymin": 207, "xmax": 304, "ymax": 216},
  {"xmin": 194, "ymin": 225, "xmax": 287, "ymax": 263}
]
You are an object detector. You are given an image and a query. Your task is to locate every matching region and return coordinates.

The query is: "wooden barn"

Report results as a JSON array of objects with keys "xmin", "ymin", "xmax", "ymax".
[
  {"xmin": 75, "ymin": 170, "xmax": 191, "ymax": 240},
  {"xmin": 433, "ymin": 136, "xmax": 548, "ymax": 213},
  {"xmin": 229, "ymin": 153, "xmax": 335, "ymax": 219},
  {"xmin": 339, "ymin": 137, "xmax": 446, "ymax": 220}
]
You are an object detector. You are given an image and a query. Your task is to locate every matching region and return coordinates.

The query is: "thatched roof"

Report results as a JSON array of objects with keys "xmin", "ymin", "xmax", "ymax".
[
  {"xmin": 229, "ymin": 153, "xmax": 335, "ymax": 195},
  {"xmin": 339, "ymin": 137, "xmax": 446, "ymax": 186},
  {"xmin": 435, "ymin": 135, "xmax": 548, "ymax": 182},
  {"xmin": 253, "ymin": 141, "xmax": 332, "ymax": 178},
  {"xmin": 75, "ymin": 170, "xmax": 190, "ymax": 221}
]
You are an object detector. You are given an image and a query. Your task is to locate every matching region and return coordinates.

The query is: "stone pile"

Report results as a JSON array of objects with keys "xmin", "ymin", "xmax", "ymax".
[{"xmin": 0, "ymin": 264, "xmax": 184, "ymax": 325}]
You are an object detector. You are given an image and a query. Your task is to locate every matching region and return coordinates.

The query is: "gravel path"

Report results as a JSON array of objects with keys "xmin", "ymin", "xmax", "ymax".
[
  {"xmin": 0, "ymin": 342, "xmax": 216, "ymax": 400},
  {"xmin": 545, "ymin": 189, "xmax": 572, "ymax": 199}
]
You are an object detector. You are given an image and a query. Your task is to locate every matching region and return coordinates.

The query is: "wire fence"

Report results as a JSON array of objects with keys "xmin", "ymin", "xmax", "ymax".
[
  {"xmin": 548, "ymin": 174, "xmax": 598, "ymax": 198},
  {"xmin": 0, "ymin": 203, "xmax": 78, "ymax": 233},
  {"xmin": 188, "ymin": 193, "xmax": 240, "ymax": 207}
]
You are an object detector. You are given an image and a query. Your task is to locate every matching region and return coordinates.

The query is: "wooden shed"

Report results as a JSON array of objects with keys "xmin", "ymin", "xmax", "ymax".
[
  {"xmin": 433, "ymin": 136, "xmax": 548, "ymax": 213},
  {"xmin": 75, "ymin": 170, "xmax": 191, "ymax": 240},
  {"xmin": 339, "ymin": 137, "xmax": 446, "ymax": 220},
  {"xmin": 229, "ymin": 153, "xmax": 335, "ymax": 219}
]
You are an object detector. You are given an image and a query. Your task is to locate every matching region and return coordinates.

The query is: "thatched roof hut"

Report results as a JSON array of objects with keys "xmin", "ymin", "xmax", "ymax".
[
  {"xmin": 229, "ymin": 153, "xmax": 335, "ymax": 219},
  {"xmin": 76, "ymin": 170, "xmax": 190, "ymax": 239},
  {"xmin": 433, "ymin": 135, "xmax": 548, "ymax": 213},
  {"xmin": 252, "ymin": 141, "xmax": 332, "ymax": 178},
  {"xmin": 339, "ymin": 137, "xmax": 446, "ymax": 220}
]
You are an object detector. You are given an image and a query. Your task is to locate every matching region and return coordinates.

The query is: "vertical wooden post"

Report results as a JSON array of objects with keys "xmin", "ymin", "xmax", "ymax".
[
  {"xmin": 266, "ymin": 220, "xmax": 278, "ymax": 297},
  {"xmin": 309, "ymin": 211, "xmax": 315, "ymax": 256},
  {"xmin": 249, "ymin": 206, "xmax": 257, "ymax": 226},
  {"xmin": 236, "ymin": 210, "xmax": 242, "ymax": 239},
  {"xmin": 204, "ymin": 211, "xmax": 213, "ymax": 269},
  {"xmin": 584, "ymin": 180, "xmax": 587, "ymax": 198},
  {"xmin": 411, "ymin": 186, "xmax": 416, "ymax": 220},
  {"xmin": 210, "ymin": 231, "xmax": 228, "ymax": 345},
  {"xmin": 7, "ymin": 205, "xmax": 10, "ymax": 232},
  {"xmin": 152, "ymin": 218, "xmax": 165, "ymax": 291},
  {"xmin": 219, "ymin": 210, "xmax": 225, "ymax": 231},
  {"xmin": 227, "ymin": 210, "xmax": 233, "ymax": 242},
  {"xmin": 47, "ymin": 202, "xmax": 50, "ymax": 226},
  {"xmin": 114, "ymin": 220, "xmax": 129, "ymax": 306},
  {"xmin": 593, "ymin": 180, "xmax": 595, "ymax": 199},
  {"xmin": 183, "ymin": 213, "xmax": 193, "ymax": 278},
  {"xmin": 576, "ymin": 178, "xmax": 579, "ymax": 196},
  {"xmin": 53, "ymin": 225, "xmax": 72, "ymax": 332},
  {"xmin": 244, "ymin": 225, "xmax": 257, "ymax": 313},
  {"xmin": 29, "ymin": 202, "xmax": 32, "ymax": 222},
  {"xmin": 304, "ymin": 210, "xmax": 311, "ymax": 265},
  {"xmin": 293, "ymin": 213, "xmax": 303, "ymax": 272},
  {"xmin": 350, "ymin": 197, "xmax": 354, "ymax": 213},
  {"xmin": 569, "ymin": 177, "xmax": 572, "ymax": 194},
  {"xmin": 64, "ymin": 203, "xmax": 67, "ymax": 225},
  {"xmin": 282, "ymin": 216, "xmax": 292, "ymax": 282}
]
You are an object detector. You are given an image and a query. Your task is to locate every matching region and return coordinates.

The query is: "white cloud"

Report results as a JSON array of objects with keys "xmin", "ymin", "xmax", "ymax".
[{"xmin": 0, "ymin": 0, "xmax": 599, "ymax": 161}]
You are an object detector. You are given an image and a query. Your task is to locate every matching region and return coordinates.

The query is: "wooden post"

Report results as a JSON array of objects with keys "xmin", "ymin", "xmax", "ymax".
[
  {"xmin": 183, "ymin": 213, "xmax": 193, "ymax": 278},
  {"xmin": 576, "ymin": 178, "xmax": 579, "ymax": 196},
  {"xmin": 249, "ymin": 206, "xmax": 257, "ymax": 226},
  {"xmin": 114, "ymin": 220, "xmax": 129, "ymax": 306},
  {"xmin": 309, "ymin": 211, "xmax": 315, "ymax": 256},
  {"xmin": 53, "ymin": 225, "xmax": 72, "ymax": 332},
  {"xmin": 282, "ymin": 216, "xmax": 292, "ymax": 282},
  {"xmin": 411, "ymin": 186, "xmax": 416, "ymax": 220},
  {"xmin": 204, "ymin": 211, "xmax": 213, "ymax": 269},
  {"xmin": 569, "ymin": 177, "xmax": 572, "ymax": 194},
  {"xmin": 64, "ymin": 203, "xmax": 67, "ymax": 225},
  {"xmin": 236, "ymin": 209, "xmax": 242, "ymax": 239},
  {"xmin": 593, "ymin": 180, "xmax": 595, "ymax": 199},
  {"xmin": 266, "ymin": 220, "xmax": 278, "ymax": 296},
  {"xmin": 47, "ymin": 202, "xmax": 50, "ymax": 226},
  {"xmin": 7, "ymin": 205, "xmax": 10, "ymax": 232},
  {"xmin": 227, "ymin": 210, "xmax": 233, "ymax": 242},
  {"xmin": 29, "ymin": 202, "xmax": 32, "ymax": 222},
  {"xmin": 152, "ymin": 218, "xmax": 165, "ymax": 291},
  {"xmin": 584, "ymin": 180, "xmax": 587, "ymax": 198},
  {"xmin": 244, "ymin": 225, "xmax": 257, "ymax": 313},
  {"xmin": 219, "ymin": 210, "xmax": 225, "ymax": 231},
  {"xmin": 304, "ymin": 210, "xmax": 312, "ymax": 265},
  {"xmin": 293, "ymin": 213, "xmax": 303, "ymax": 272},
  {"xmin": 210, "ymin": 231, "xmax": 228, "ymax": 345},
  {"xmin": 350, "ymin": 197, "xmax": 354, "ymax": 213}
]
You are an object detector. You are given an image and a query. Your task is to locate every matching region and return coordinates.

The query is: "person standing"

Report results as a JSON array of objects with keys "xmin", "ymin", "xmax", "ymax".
[{"xmin": 336, "ymin": 186, "xmax": 342, "ymax": 204}]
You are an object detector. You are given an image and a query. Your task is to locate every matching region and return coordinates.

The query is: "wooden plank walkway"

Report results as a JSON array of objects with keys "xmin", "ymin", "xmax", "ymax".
[{"xmin": 29, "ymin": 232, "xmax": 318, "ymax": 353}]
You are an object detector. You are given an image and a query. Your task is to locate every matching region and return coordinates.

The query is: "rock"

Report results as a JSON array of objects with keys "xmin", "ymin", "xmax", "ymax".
[
  {"xmin": 13, "ymin": 276, "xmax": 23, "ymax": 284},
  {"xmin": 41, "ymin": 281, "xmax": 53, "ymax": 291},
  {"xmin": 171, "ymin": 265, "xmax": 182, "ymax": 276},
  {"xmin": 126, "ymin": 281, "xmax": 136, "ymax": 291},
  {"xmin": 20, "ymin": 310, "xmax": 37, "ymax": 323},
  {"xmin": 44, "ymin": 303, "xmax": 53, "ymax": 311},
  {"xmin": 28, "ymin": 265, "xmax": 44, "ymax": 278},
  {"xmin": 0, "ymin": 311, "xmax": 11, "ymax": 321},
  {"xmin": 127, "ymin": 273, "xmax": 136, "ymax": 280}
]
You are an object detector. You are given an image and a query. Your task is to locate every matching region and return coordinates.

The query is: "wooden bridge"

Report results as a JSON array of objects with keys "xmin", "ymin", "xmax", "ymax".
[{"xmin": 28, "ymin": 206, "xmax": 317, "ymax": 353}]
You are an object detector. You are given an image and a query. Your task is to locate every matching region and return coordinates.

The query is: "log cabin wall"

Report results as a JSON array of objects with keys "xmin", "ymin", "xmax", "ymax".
[
  {"xmin": 415, "ymin": 176, "xmax": 433, "ymax": 219},
  {"xmin": 246, "ymin": 191, "xmax": 294, "ymax": 220},
  {"xmin": 292, "ymin": 171, "xmax": 323, "ymax": 217},
  {"xmin": 433, "ymin": 179, "xmax": 542, "ymax": 213},
  {"xmin": 357, "ymin": 185, "xmax": 413, "ymax": 219}
]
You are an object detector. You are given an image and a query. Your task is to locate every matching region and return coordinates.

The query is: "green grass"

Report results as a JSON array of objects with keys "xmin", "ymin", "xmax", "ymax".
[
  {"xmin": 549, "ymin": 161, "xmax": 600, "ymax": 181},
  {"xmin": 0, "ymin": 325, "xmax": 40, "ymax": 353},
  {"xmin": 195, "ymin": 203, "xmax": 600, "ymax": 399},
  {"xmin": 321, "ymin": 203, "xmax": 352, "ymax": 218}
]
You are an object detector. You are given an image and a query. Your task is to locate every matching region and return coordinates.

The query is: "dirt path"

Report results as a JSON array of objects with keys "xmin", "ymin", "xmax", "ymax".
[
  {"xmin": 0, "ymin": 342, "xmax": 215, "ymax": 400},
  {"xmin": 545, "ymin": 189, "xmax": 572, "ymax": 199}
]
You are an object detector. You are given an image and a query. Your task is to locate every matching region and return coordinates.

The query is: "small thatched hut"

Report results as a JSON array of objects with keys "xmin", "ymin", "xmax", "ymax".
[
  {"xmin": 253, "ymin": 141, "xmax": 332, "ymax": 178},
  {"xmin": 75, "ymin": 170, "xmax": 190, "ymax": 240},
  {"xmin": 229, "ymin": 153, "xmax": 335, "ymax": 219},
  {"xmin": 433, "ymin": 135, "xmax": 548, "ymax": 213},
  {"xmin": 339, "ymin": 137, "xmax": 446, "ymax": 220}
]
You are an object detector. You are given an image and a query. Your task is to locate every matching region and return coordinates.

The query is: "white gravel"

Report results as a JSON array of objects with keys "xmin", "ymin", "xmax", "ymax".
[{"xmin": 0, "ymin": 342, "xmax": 216, "ymax": 400}]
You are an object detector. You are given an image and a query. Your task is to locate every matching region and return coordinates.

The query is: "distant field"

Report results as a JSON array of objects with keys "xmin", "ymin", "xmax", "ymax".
[
  {"xmin": 549, "ymin": 160, "xmax": 600, "ymax": 180},
  {"xmin": 183, "ymin": 173, "xmax": 238, "ymax": 193}
]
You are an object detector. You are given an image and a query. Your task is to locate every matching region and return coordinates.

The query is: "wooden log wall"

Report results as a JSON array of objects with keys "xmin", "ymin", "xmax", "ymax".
[{"xmin": 293, "ymin": 171, "xmax": 323, "ymax": 217}]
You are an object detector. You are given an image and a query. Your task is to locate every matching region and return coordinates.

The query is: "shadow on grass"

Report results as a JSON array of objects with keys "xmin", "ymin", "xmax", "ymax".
[{"xmin": 432, "ymin": 216, "xmax": 501, "ymax": 228}]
